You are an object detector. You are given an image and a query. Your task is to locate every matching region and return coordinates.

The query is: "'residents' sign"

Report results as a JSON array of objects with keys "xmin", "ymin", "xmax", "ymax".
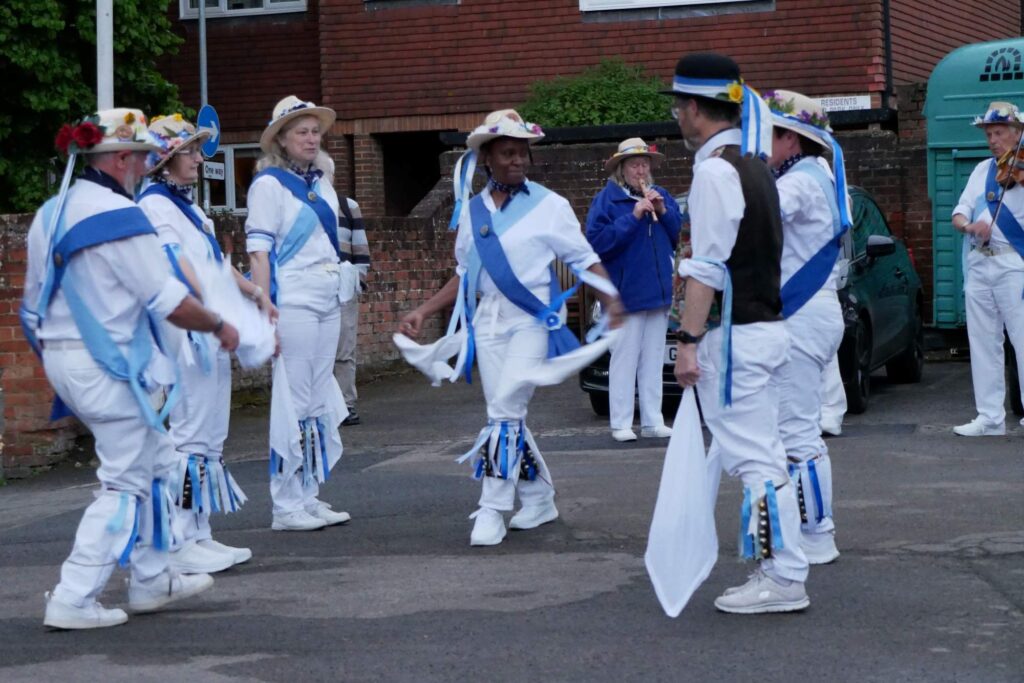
[{"xmin": 815, "ymin": 95, "xmax": 872, "ymax": 112}]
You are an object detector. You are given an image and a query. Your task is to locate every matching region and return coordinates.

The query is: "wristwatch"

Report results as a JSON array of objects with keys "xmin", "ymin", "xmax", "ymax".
[
  {"xmin": 675, "ymin": 329, "xmax": 705, "ymax": 345},
  {"xmin": 212, "ymin": 314, "xmax": 224, "ymax": 334}
]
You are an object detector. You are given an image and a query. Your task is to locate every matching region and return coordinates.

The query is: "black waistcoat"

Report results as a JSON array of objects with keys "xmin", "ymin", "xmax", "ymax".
[{"xmin": 713, "ymin": 145, "xmax": 783, "ymax": 325}]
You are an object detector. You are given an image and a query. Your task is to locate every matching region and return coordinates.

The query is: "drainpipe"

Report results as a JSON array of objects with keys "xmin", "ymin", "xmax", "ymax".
[{"xmin": 882, "ymin": 0, "xmax": 894, "ymax": 109}]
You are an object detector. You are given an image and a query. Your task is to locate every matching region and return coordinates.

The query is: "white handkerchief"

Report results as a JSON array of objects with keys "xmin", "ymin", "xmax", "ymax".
[
  {"xmin": 338, "ymin": 261, "xmax": 359, "ymax": 305},
  {"xmin": 497, "ymin": 329, "xmax": 619, "ymax": 401},
  {"xmin": 393, "ymin": 331, "xmax": 467, "ymax": 386},
  {"xmin": 201, "ymin": 260, "xmax": 276, "ymax": 369}
]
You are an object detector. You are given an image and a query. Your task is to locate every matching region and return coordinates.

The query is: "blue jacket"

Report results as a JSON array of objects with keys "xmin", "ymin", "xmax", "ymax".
[{"xmin": 585, "ymin": 180, "xmax": 682, "ymax": 313}]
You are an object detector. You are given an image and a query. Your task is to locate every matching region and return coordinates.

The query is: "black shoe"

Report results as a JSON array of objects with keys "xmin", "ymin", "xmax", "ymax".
[{"xmin": 341, "ymin": 409, "xmax": 361, "ymax": 426}]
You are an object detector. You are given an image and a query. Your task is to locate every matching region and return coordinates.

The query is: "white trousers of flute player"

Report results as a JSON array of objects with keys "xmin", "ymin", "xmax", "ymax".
[{"xmin": 609, "ymin": 307, "xmax": 669, "ymax": 434}]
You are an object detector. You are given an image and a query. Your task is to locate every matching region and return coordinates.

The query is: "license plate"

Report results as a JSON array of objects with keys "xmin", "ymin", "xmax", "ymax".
[{"xmin": 664, "ymin": 343, "xmax": 677, "ymax": 365}]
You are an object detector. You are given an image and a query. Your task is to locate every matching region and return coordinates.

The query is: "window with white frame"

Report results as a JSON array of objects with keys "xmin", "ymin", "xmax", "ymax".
[
  {"xmin": 204, "ymin": 144, "xmax": 262, "ymax": 213},
  {"xmin": 180, "ymin": 0, "xmax": 307, "ymax": 20},
  {"xmin": 580, "ymin": 0, "xmax": 753, "ymax": 10}
]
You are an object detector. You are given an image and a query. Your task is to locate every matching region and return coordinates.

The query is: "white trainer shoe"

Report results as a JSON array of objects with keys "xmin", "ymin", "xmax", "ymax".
[
  {"xmin": 952, "ymin": 417, "xmax": 1005, "ymax": 437},
  {"xmin": 43, "ymin": 592, "xmax": 128, "ymax": 630},
  {"xmin": 305, "ymin": 500, "xmax": 351, "ymax": 526},
  {"xmin": 819, "ymin": 420, "xmax": 842, "ymax": 437},
  {"xmin": 169, "ymin": 541, "xmax": 235, "ymax": 574},
  {"xmin": 198, "ymin": 539, "xmax": 252, "ymax": 565},
  {"xmin": 469, "ymin": 508, "xmax": 506, "ymax": 546},
  {"xmin": 802, "ymin": 531, "xmax": 840, "ymax": 565},
  {"xmin": 714, "ymin": 569, "xmax": 810, "ymax": 614},
  {"xmin": 128, "ymin": 572, "xmax": 214, "ymax": 613},
  {"xmin": 509, "ymin": 501, "xmax": 559, "ymax": 530},
  {"xmin": 640, "ymin": 425, "xmax": 673, "ymax": 438},
  {"xmin": 272, "ymin": 509, "xmax": 328, "ymax": 531},
  {"xmin": 612, "ymin": 429, "xmax": 637, "ymax": 442}
]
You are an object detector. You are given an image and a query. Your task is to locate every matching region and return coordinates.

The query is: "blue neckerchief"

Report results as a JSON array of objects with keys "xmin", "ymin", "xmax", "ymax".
[
  {"xmin": 467, "ymin": 184, "xmax": 581, "ymax": 365},
  {"xmin": 780, "ymin": 158, "xmax": 848, "ymax": 318},
  {"xmin": 139, "ymin": 182, "xmax": 222, "ymax": 264},
  {"xmin": 984, "ymin": 159, "xmax": 1024, "ymax": 261},
  {"xmin": 24, "ymin": 196, "xmax": 180, "ymax": 428},
  {"xmin": 772, "ymin": 154, "xmax": 807, "ymax": 180},
  {"xmin": 289, "ymin": 163, "xmax": 324, "ymax": 188},
  {"xmin": 256, "ymin": 167, "xmax": 340, "ymax": 259}
]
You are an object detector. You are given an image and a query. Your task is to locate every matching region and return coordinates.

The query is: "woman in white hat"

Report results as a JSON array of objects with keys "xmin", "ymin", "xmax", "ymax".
[
  {"xmin": 245, "ymin": 96, "xmax": 353, "ymax": 531},
  {"xmin": 138, "ymin": 114, "xmax": 272, "ymax": 572},
  {"xmin": 951, "ymin": 101, "xmax": 1024, "ymax": 436},
  {"xmin": 398, "ymin": 109, "xmax": 622, "ymax": 547},
  {"xmin": 586, "ymin": 138, "xmax": 682, "ymax": 442}
]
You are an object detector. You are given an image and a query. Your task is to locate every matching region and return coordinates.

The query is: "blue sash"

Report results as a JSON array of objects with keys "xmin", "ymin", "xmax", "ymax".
[
  {"xmin": 139, "ymin": 183, "xmax": 222, "ymax": 264},
  {"xmin": 23, "ymin": 197, "xmax": 179, "ymax": 429},
  {"xmin": 467, "ymin": 186, "xmax": 581, "ymax": 363},
  {"xmin": 780, "ymin": 159, "xmax": 848, "ymax": 318},
  {"xmin": 255, "ymin": 168, "xmax": 340, "ymax": 260},
  {"xmin": 984, "ymin": 159, "xmax": 1024, "ymax": 260}
]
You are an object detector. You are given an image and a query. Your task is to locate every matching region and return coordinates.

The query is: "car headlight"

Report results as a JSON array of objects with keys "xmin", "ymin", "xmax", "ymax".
[{"xmin": 590, "ymin": 301, "xmax": 603, "ymax": 326}]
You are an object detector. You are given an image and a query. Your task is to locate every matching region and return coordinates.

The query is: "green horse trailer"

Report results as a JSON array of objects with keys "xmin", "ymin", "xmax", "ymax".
[{"xmin": 926, "ymin": 37, "xmax": 1024, "ymax": 328}]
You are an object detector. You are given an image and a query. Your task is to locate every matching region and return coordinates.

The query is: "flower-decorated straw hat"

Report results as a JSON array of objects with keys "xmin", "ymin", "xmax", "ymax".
[
  {"xmin": 762, "ymin": 90, "xmax": 833, "ymax": 153},
  {"xmin": 466, "ymin": 109, "xmax": 544, "ymax": 153},
  {"xmin": 605, "ymin": 137, "xmax": 664, "ymax": 173},
  {"xmin": 146, "ymin": 113, "xmax": 212, "ymax": 175},
  {"xmin": 972, "ymin": 101, "xmax": 1024, "ymax": 128},
  {"xmin": 260, "ymin": 95, "xmax": 337, "ymax": 153},
  {"xmin": 54, "ymin": 108, "xmax": 159, "ymax": 156},
  {"xmin": 661, "ymin": 52, "xmax": 773, "ymax": 159}
]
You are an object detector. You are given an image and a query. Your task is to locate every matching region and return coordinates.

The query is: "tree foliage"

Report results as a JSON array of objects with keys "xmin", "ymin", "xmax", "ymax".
[
  {"xmin": 519, "ymin": 58, "xmax": 673, "ymax": 128},
  {"xmin": 0, "ymin": 1, "xmax": 183, "ymax": 213}
]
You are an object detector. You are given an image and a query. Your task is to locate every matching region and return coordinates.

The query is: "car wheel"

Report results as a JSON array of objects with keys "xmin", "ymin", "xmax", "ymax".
[
  {"xmin": 885, "ymin": 303, "xmax": 924, "ymax": 383},
  {"xmin": 588, "ymin": 391, "xmax": 610, "ymax": 417},
  {"xmin": 662, "ymin": 394, "xmax": 681, "ymax": 419},
  {"xmin": 1006, "ymin": 340, "xmax": 1024, "ymax": 417},
  {"xmin": 845, "ymin": 317, "xmax": 871, "ymax": 414}
]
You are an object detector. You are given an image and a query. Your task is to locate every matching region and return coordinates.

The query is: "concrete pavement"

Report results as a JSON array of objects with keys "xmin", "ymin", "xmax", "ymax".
[{"xmin": 0, "ymin": 360, "xmax": 1021, "ymax": 682}]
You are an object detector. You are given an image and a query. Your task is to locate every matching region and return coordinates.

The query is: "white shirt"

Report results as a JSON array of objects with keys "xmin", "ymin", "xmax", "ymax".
[
  {"xmin": 677, "ymin": 128, "xmax": 745, "ymax": 290},
  {"xmin": 777, "ymin": 157, "xmax": 841, "ymax": 291},
  {"xmin": 138, "ymin": 191, "xmax": 221, "ymax": 288},
  {"xmin": 454, "ymin": 183, "xmax": 600, "ymax": 297},
  {"xmin": 245, "ymin": 172, "xmax": 341, "ymax": 273},
  {"xmin": 953, "ymin": 157, "xmax": 1024, "ymax": 249},
  {"xmin": 24, "ymin": 178, "xmax": 189, "ymax": 343}
]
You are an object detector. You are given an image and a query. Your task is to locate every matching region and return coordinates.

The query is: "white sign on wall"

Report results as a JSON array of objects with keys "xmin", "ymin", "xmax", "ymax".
[
  {"xmin": 203, "ymin": 161, "xmax": 225, "ymax": 181},
  {"xmin": 815, "ymin": 95, "xmax": 872, "ymax": 112}
]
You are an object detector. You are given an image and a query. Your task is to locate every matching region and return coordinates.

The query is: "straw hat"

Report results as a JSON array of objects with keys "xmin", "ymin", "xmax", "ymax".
[
  {"xmin": 145, "ymin": 114, "xmax": 212, "ymax": 175},
  {"xmin": 54, "ymin": 108, "xmax": 160, "ymax": 156},
  {"xmin": 259, "ymin": 96, "xmax": 336, "ymax": 153},
  {"xmin": 466, "ymin": 109, "xmax": 544, "ymax": 153},
  {"xmin": 605, "ymin": 138, "xmax": 664, "ymax": 173},
  {"xmin": 972, "ymin": 101, "xmax": 1024, "ymax": 128},
  {"xmin": 762, "ymin": 89, "xmax": 832, "ymax": 152}
]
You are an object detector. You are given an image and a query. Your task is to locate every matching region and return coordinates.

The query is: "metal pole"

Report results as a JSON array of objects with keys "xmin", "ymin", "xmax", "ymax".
[
  {"xmin": 96, "ymin": 0, "xmax": 114, "ymax": 109},
  {"xmin": 199, "ymin": 0, "xmax": 210, "ymax": 212}
]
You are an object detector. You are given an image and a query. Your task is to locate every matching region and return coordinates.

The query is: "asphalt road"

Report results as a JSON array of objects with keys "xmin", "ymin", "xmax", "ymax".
[{"xmin": 0, "ymin": 359, "xmax": 1021, "ymax": 682}]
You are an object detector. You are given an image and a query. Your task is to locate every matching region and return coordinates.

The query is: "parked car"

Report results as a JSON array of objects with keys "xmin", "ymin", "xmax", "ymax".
[{"xmin": 579, "ymin": 186, "xmax": 924, "ymax": 416}]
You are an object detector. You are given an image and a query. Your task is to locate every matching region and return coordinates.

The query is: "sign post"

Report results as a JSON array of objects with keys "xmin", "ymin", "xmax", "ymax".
[{"xmin": 197, "ymin": 104, "xmax": 221, "ymax": 213}]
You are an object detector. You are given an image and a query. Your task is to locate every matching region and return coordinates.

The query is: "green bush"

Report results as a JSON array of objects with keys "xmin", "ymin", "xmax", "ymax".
[{"xmin": 519, "ymin": 58, "xmax": 672, "ymax": 128}]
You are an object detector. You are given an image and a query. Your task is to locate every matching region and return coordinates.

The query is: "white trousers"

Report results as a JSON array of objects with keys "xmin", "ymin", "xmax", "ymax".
[
  {"xmin": 778, "ymin": 290, "xmax": 844, "ymax": 536},
  {"xmin": 271, "ymin": 270, "xmax": 343, "ymax": 514},
  {"xmin": 609, "ymin": 307, "xmax": 669, "ymax": 430},
  {"xmin": 697, "ymin": 322, "xmax": 809, "ymax": 584},
  {"xmin": 334, "ymin": 297, "xmax": 359, "ymax": 408},
  {"xmin": 964, "ymin": 250, "xmax": 1024, "ymax": 425},
  {"xmin": 473, "ymin": 297, "xmax": 555, "ymax": 512},
  {"xmin": 43, "ymin": 348, "xmax": 175, "ymax": 607},
  {"xmin": 819, "ymin": 353, "xmax": 846, "ymax": 429}
]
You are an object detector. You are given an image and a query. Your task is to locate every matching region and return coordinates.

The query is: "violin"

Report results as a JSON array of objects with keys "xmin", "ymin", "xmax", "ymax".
[{"xmin": 996, "ymin": 137, "xmax": 1024, "ymax": 187}]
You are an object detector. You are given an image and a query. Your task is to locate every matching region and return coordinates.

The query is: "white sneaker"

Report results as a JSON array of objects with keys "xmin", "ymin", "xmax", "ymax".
[
  {"xmin": 43, "ymin": 592, "xmax": 128, "ymax": 630},
  {"xmin": 128, "ymin": 572, "xmax": 214, "ymax": 613},
  {"xmin": 819, "ymin": 420, "xmax": 842, "ymax": 437},
  {"xmin": 640, "ymin": 425, "xmax": 673, "ymax": 438},
  {"xmin": 952, "ymin": 417, "xmax": 1005, "ymax": 437},
  {"xmin": 713, "ymin": 569, "xmax": 810, "ymax": 614},
  {"xmin": 305, "ymin": 500, "xmax": 351, "ymax": 526},
  {"xmin": 469, "ymin": 508, "xmax": 506, "ymax": 546},
  {"xmin": 198, "ymin": 539, "xmax": 252, "ymax": 565},
  {"xmin": 612, "ymin": 429, "xmax": 637, "ymax": 442},
  {"xmin": 802, "ymin": 531, "xmax": 840, "ymax": 565},
  {"xmin": 509, "ymin": 501, "xmax": 559, "ymax": 530},
  {"xmin": 169, "ymin": 541, "xmax": 235, "ymax": 574},
  {"xmin": 272, "ymin": 509, "xmax": 328, "ymax": 531}
]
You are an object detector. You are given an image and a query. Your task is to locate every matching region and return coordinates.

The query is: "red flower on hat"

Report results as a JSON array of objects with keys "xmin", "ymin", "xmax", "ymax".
[
  {"xmin": 648, "ymin": 144, "xmax": 658, "ymax": 153},
  {"xmin": 72, "ymin": 122, "xmax": 104, "ymax": 149},
  {"xmin": 54, "ymin": 124, "xmax": 75, "ymax": 155}
]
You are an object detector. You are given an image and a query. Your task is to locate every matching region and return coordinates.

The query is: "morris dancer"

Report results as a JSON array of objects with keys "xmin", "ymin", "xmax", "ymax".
[
  {"xmin": 139, "ymin": 114, "xmax": 276, "ymax": 572},
  {"xmin": 951, "ymin": 102, "xmax": 1024, "ymax": 437},
  {"xmin": 23, "ymin": 109, "xmax": 239, "ymax": 629},
  {"xmin": 246, "ymin": 96, "xmax": 354, "ymax": 531},
  {"xmin": 586, "ymin": 138, "xmax": 682, "ymax": 442},
  {"xmin": 397, "ymin": 110, "xmax": 622, "ymax": 546},
  {"xmin": 667, "ymin": 54, "xmax": 810, "ymax": 613},
  {"xmin": 763, "ymin": 90, "xmax": 852, "ymax": 564}
]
